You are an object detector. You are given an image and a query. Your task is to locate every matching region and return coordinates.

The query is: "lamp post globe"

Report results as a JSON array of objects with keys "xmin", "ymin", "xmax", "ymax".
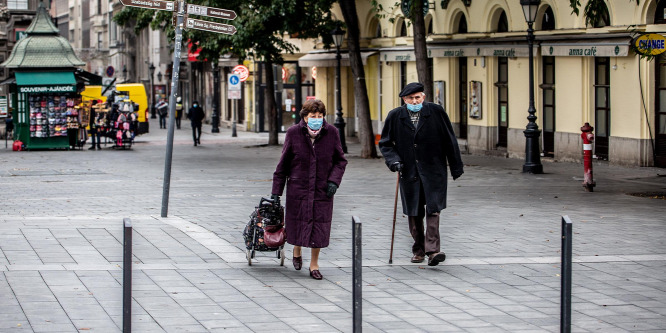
[
  {"xmin": 520, "ymin": 0, "xmax": 543, "ymax": 174},
  {"xmin": 330, "ymin": 24, "xmax": 347, "ymax": 153},
  {"xmin": 149, "ymin": 63, "xmax": 156, "ymax": 119}
]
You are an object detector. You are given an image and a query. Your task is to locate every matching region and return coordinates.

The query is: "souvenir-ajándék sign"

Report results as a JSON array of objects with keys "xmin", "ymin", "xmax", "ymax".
[{"xmin": 633, "ymin": 33, "xmax": 666, "ymax": 56}]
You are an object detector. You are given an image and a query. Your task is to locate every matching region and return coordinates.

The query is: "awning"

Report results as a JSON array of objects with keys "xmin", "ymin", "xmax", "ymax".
[
  {"xmin": 540, "ymin": 38, "xmax": 631, "ymax": 57},
  {"xmin": 75, "ymin": 69, "xmax": 103, "ymax": 85},
  {"xmin": 298, "ymin": 51, "xmax": 377, "ymax": 67},
  {"xmin": 15, "ymin": 71, "xmax": 77, "ymax": 93},
  {"xmin": 15, "ymin": 71, "xmax": 76, "ymax": 86}
]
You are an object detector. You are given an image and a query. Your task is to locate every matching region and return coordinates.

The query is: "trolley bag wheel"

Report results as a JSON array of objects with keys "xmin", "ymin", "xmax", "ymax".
[
  {"xmin": 279, "ymin": 247, "xmax": 285, "ymax": 266},
  {"xmin": 246, "ymin": 249, "xmax": 252, "ymax": 266}
]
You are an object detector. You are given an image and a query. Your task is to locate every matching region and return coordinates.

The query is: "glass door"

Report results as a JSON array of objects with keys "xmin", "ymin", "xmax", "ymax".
[
  {"xmin": 496, "ymin": 57, "xmax": 509, "ymax": 148},
  {"xmin": 594, "ymin": 57, "xmax": 610, "ymax": 160},
  {"xmin": 541, "ymin": 56, "xmax": 555, "ymax": 157},
  {"xmin": 458, "ymin": 57, "xmax": 468, "ymax": 139},
  {"xmin": 655, "ymin": 54, "xmax": 666, "ymax": 167}
]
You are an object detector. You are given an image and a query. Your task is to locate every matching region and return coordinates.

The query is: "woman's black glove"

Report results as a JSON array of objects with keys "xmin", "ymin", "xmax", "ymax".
[
  {"xmin": 326, "ymin": 182, "xmax": 338, "ymax": 198},
  {"xmin": 389, "ymin": 162, "xmax": 403, "ymax": 172},
  {"xmin": 271, "ymin": 194, "xmax": 280, "ymax": 204}
]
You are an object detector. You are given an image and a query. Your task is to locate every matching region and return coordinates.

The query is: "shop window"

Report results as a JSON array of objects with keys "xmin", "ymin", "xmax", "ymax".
[
  {"xmin": 457, "ymin": 14, "xmax": 468, "ymax": 33},
  {"xmin": 495, "ymin": 57, "xmax": 509, "ymax": 147},
  {"xmin": 497, "ymin": 11, "xmax": 509, "ymax": 33},
  {"xmin": 541, "ymin": 6, "xmax": 556, "ymax": 30},
  {"xmin": 655, "ymin": 0, "xmax": 666, "ymax": 24}
]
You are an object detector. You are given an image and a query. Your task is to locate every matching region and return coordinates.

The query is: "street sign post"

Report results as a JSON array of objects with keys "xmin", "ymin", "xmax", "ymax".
[
  {"xmin": 186, "ymin": 18, "xmax": 237, "ymax": 35},
  {"xmin": 119, "ymin": 0, "xmax": 174, "ymax": 11},
  {"xmin": 228, "ymin": 74, "xmax": 241, "ymax": 137},
  {"xmin": 119, "ymin": 0, "xmax": 238, "ymax": 216},
  {"xmin": 186, "ymin": 4, "xmax": 236, "ymax": 20}
]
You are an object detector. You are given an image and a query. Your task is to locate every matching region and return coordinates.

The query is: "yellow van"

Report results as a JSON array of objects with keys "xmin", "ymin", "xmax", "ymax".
[{"xmin": 115, "ymin": 83, "xmax": 149, "ymax": 134}]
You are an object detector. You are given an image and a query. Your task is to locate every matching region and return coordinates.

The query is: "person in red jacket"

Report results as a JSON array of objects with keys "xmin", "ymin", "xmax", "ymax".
[{"xmin": 271, "ymin": 99, "xmax": 348, "ymax": 280}]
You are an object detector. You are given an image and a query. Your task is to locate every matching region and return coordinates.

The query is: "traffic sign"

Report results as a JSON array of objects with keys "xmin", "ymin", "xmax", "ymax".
[
  {"xmin": 232, "ymin": 65, "xmax": 249, "ymax": 82},
  {"xmin": 119, "ymin": 0, "xmax": 174, "ymax": 11},
  {"xmin": 228, "ymin": 74, "xmax": 241, "ymax": 100},
  {"xmin": 186, "ymin": 4, "xmax": 236, "ymax": 20},
  {"xmin": 186, "ymin": 18, "xmax": 237, "ymax": 35},
  {"xmin": 106, "ymin": 66, "xmax": 115, "ymax": 77}
]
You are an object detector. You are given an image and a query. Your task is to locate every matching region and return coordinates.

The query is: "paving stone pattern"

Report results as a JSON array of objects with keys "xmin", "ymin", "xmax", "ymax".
[{"xmin": 0, "ymin": 119, "xmax": 665, "ymax": 332}]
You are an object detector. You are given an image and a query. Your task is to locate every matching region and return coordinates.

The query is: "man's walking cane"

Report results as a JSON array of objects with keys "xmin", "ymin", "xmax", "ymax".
[{"xmin": 389, "ymin": 172, "xmax": 400, "ymax": 264}]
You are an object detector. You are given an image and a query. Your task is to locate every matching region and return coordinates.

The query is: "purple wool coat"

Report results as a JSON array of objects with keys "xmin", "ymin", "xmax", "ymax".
[{"xmin": 272, "ymin": 120, "xmax": 347, "ymax": 248}]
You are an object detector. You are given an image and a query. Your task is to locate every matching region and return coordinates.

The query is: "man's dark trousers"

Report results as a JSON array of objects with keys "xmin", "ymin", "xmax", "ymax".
[
  {"xmin": 407, "ymin": 184, "xmax": 440, "ymax": 256},
  {"xmin": 192, "ymin": 123, "xmax": 201, "ymax": 144}
]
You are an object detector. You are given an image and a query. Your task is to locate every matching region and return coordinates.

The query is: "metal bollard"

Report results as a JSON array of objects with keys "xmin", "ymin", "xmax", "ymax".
[
  {"xmin": 123, "ymin": 218, "xmax": 132, "ymax": 333},
  {"xmin": 352, "ymin": 216, "xmax": 362, "ymax": 333},
  {"xmin": 561, "ymin": 216, "xmax": 572, "ymax": 333}
]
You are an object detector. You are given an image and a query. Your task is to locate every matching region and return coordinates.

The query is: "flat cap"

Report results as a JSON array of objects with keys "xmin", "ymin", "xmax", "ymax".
[{"xmin": 399, "ymin": 82, "xmax": 424, "ymax": 97}]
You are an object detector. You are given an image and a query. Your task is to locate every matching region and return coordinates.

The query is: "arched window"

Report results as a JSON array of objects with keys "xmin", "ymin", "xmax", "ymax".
[
  {"xmin": 427, "ymin": 19, "xmax": 433, "ymax": 35},
  {"xmin": 457, "ymin": 14, "xmax": 468, "ymax": 33},
  {"xmin": 376, "ymin": 22, "xmax": 383, "ymax": 37},
  {"xmin": 655, "ymin": 0, "xmax": 666, "ymax": 24},
  {"xmin": 590, "ymin": 1, "xmax": 611, "ymax": 27},
  {"xmin": 541, "ymin": 6, "xmax": 555, "ymax": 30},
  {"xmin": 399, "ymin": 19, "xmax": 408, "ymax": 36},
  {"xmin": 497, "ymin": 11, "xmax": 509, "ymax": 32}
]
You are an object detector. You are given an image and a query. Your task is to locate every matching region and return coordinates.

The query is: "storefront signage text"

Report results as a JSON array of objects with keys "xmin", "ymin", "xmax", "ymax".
[
  {"xmin": 568, "ymin": 47, "xmax": 597, "ymax": 56},
  {"xmin": 633, "ymin": 34, "xmax": 666, "ymax": 56},
  {"xmin": 19, "ymin": 86, "xmax": 76, "ymax": 93},
  {"xmin": 493, "ymin": 49, "xmax": 516, "ymax": 57}
]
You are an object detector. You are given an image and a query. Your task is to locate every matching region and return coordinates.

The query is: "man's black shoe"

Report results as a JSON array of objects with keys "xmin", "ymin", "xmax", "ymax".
[{"xmin": 427, "ymin": 252, "xmax": 446, "ymax": 266}]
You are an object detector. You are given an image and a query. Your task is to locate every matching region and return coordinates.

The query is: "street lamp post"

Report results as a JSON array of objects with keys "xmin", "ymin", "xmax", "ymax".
[
  {"xmin": 331, "ymin": 25, "xmax": 347, "ymax": 153},
  {"xmin": 211, "ymin": 63, "xmax": 220, "ymax": 133},
  {"xmin": 149, "ymin": 63, "xmax": 156, "ymax": 119},
  {"xmin": 521, "ymin": 0, "xmax": 543, "ymax": 174}
]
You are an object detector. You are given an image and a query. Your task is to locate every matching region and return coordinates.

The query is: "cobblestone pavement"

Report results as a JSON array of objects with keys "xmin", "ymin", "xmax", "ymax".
[{"xmin": 1, "ymin": 118, "xmax": 665, "ymax": 332}]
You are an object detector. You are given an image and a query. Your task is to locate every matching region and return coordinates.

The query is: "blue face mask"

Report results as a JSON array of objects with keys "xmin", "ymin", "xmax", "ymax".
[
  {"xmin": 307, "ymin": 118, "xmax": 323, "ymax": 131},
  {"xmin": 406, "ymin": 103, "xmax": 423, "ymax": 112}
]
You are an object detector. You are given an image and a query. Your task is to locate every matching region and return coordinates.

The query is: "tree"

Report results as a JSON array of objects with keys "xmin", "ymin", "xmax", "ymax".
[
  {"xmin": 338, "ymin": 0, "xmax": 379, "ymax": 158},
  {"xmin": 569, "ymin": 0, "xmax": 639, "ymax": 27},
  {"xmin": 115, "ymin": 0, "xmax": 338, "ymax": 145}
]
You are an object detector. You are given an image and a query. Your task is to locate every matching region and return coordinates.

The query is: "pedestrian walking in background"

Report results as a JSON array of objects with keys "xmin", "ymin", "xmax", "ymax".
[
  {"xmin": 379, "ymin": 82, "xmax": 464, "ymax": 266},
  {"xmin": 4, "ymin": 112, "xmax": 13, "ymax": 139},
  {"xmin": 175, "ymin": 97, "xmax": 183, "ymax": 129},
  {"xmin": 188, "ymin": 100, "xmax": 205, "ymax": 146},
  {"xmin": 271, "ymin": 99, "xmax": 347, "ymax": 280},
  {"xmin": 156, "ymin": 98, "xmax": 168, "ymax": 129},
  {"xmin": 88, "ymin": 100, "xmax": 101, "ymax": 150}
]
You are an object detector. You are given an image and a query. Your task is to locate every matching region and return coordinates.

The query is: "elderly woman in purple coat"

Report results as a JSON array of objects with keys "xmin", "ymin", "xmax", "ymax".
[{"xmin": 271, "ymin": 99, "xmax": 347, "ymax": 280}]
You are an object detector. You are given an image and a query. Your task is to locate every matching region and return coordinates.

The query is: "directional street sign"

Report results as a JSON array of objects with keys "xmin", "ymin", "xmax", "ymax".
[
  {"xmin": 119, "ymin": 0, "xmax": 174, "ymax": 11},
  {"xmin": 186, "ymin": 4, "xmax": 236, "ymax": 20},
  {"xmin": 186, "ymin": 18, "xmax": 237, "ymax": 35}
]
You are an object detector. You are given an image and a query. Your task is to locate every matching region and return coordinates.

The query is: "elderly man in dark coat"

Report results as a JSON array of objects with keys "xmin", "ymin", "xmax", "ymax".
[
  {"xmin": 379, "ymin": 82, "xmax": 464, "ymax": 266},
  {"xmin": 272, "ymin": 99, "xmax": 347, "ymax": 280}
]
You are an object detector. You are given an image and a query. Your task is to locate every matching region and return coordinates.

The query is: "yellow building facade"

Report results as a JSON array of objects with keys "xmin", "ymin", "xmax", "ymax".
[{"xmin": 300, "ymin": 0, "xmax": 666, "ymax": 167}]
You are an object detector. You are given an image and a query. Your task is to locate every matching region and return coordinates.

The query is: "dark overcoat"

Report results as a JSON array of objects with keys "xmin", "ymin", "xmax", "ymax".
[
  {"xmin": 272, "ymin": 120, "xmax": 347, "ymax": 248},
  {"xmin": 379, "ymin": 102, "xmax": 464, "ymax": 216}
]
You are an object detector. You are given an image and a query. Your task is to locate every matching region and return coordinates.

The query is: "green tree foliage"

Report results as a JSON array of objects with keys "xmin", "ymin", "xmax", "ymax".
[
  {"xmin": 114, "ymin": 0, "xmax": 340, "ymax": 144},
  {"xmin": 569, "ymin": 0, "xmax": 639, "ymax": 27}
]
